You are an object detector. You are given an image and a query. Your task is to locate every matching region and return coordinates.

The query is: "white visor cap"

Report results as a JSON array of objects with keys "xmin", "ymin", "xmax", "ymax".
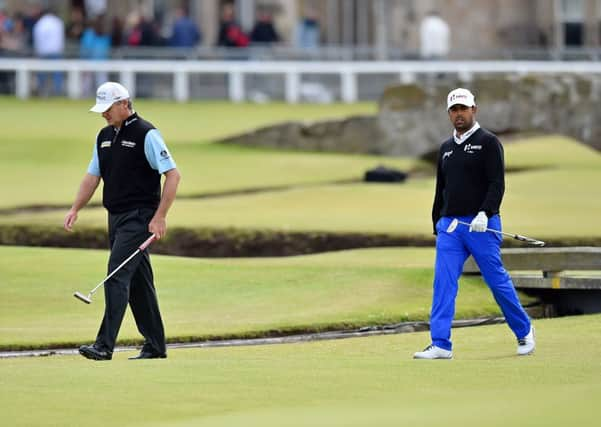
[
  {"xmin": 90, "ymin": 82, "xmax": 130, "ymax": 113},
  {"xmin": 447, "ymin": 88, "xmax": 476, "ymax": 110}
]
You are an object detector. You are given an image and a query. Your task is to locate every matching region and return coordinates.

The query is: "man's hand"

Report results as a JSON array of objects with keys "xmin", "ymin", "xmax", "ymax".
[
  {"xmin": 64, "ymin": 173, "xmax": 100, "ymax": 232},
  {"xmin": 469, "ymin": 211, "xmax": 488, "ymax": 232},
  {"xmin": 149, "ymin": 215, "xmax": 167, "ymax": 239},
  {"xmin": 64, "ymin": 209, "xmax": 78, "ymax": 232},
  {"xmin": 149, "ymin": 168, "xmax": 180, "ymax": 240}
]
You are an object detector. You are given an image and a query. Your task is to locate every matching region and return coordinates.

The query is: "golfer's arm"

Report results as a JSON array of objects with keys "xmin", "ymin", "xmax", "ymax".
[
  {"xmin": 71, "ymin": 173, "xmax": 101, "ymax": 212},
  {"xmin": 431, "ymin": 156, "xmax": 445, "ymax": 233},
  {"xmin": 155, "ymin": 168, "xmax": 181, "ymax": 219},
  {"xmin": 481, "ymin": 139, "xmax": 505, "ymax": 215}
]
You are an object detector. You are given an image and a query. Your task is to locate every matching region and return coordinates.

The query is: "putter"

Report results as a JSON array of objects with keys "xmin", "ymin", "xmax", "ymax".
[
  {"xmin": 73, "ymin": 234, "xmax": 157, "ymax": 304},
  {"xmin": 446, "ymin": 218, "xmax": 545, "ymax": 247}
]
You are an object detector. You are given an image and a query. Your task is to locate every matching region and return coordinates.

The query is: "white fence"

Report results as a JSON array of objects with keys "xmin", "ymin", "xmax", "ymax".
[{"xmin": 2, "ymin": 59, "xmax": 601, "ymax": 103}]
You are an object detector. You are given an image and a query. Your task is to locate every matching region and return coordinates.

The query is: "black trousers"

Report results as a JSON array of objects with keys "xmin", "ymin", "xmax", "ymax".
[{"xmin": 95, "ymin": 208, "xmax": 166, "ymax": 354}]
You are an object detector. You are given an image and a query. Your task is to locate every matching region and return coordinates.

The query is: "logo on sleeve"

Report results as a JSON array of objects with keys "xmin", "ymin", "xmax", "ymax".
[
  {"xmin": 442, "ymin": 150, "xmax": 453, "ymax": 160},
  {"xmin": 464, "ymin": 144, "xmax": 482, "ymax": 154},
  {"xmin": 100, "ymin": 141, "xmax": 112, "ymax": 148},
  {"xmin": 160, "ymin": 150, "xmax": 171, "ymax": 160}
]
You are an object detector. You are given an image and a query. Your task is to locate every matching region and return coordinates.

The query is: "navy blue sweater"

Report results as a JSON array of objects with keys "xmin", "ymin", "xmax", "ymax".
[{"xmin": 431, "ymin": 128, "xmax": 505, "ymax": 233}]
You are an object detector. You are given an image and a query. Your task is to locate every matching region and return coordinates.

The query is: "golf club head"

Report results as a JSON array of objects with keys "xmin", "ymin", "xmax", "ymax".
[
  {"xmin": 446, "ymin": 218, "xmax": 459, "ymax": 233},
  {"xmin": 73, "ymin": 291, "xmax": 92, "ymax": 304},
  {"xmin": 515, "ymin": 234, "xmax": 546, "ymax": 247}
]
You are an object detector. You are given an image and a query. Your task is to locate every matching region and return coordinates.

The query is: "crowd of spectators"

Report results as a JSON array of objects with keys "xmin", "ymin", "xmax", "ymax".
[
  {"xmin": 0, "ymin": 2, "xmax": 324, "ymax": 95},
  {"xmin": 0, "ymin": 3, "xmax": 453, "ymax": 100},
  {"xmin": 0, "ymin": 4, "xmax": 38, "ymax": 56},
  {"xmin": 0, "ymin": 3, "xmax": 322, "ymax": 58}
]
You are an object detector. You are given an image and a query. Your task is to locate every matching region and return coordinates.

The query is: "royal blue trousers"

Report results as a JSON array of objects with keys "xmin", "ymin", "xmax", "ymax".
[{"xmin": 431, "ymin": 215, "xmax": 531, "ymax": 350}]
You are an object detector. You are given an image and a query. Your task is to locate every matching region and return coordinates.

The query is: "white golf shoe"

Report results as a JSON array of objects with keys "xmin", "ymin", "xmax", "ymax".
[
  {"xmin": 413, "ymin": 345, "xmax": 453, "ymax": 359},
  {"xmin": 517, "ymin": 326, "xmax": 536, "ymax": 356}
]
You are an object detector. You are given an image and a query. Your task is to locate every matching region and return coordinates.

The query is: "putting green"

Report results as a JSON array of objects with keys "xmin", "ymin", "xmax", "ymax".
[
  {"xmin": 1, "ymin": 315, "xmax": 599, "ymax": 427},
  {"xmin": 0, "ymin": 245, "xmax": 528, "ymax": 350}
]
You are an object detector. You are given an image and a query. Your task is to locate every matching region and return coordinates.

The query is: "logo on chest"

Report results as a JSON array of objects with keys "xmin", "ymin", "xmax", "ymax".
[
  {"xmin": 121, "ymin": 140, "xmax": 136, "ymax": 148},
  {"xmin": 464, "ymin": 144, "xmax": 482, "ymax": 154}
]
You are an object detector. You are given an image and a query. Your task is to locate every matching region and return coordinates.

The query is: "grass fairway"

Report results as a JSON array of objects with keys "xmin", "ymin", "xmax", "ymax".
[
  {"xmin": 0, "ymin": 97, "xmax": 376, "ymax": 146},
  {"xmin": 1, "ymin": 142, "xmax": 416, "ymax": 210},
  {"xmin": 0, "ymin": 98, "xmax": 380, "ymax": 208},
  {"xmin": 1, "ymin": 315, "xmax": 600, "ymax": 427},
  {"xmin": 3, "ymin": 135, "xmax": 600, "ymax": 240},
  {"xmin": 0, "ymin": 245, "xmax": 527, "ymax": 350},
  {"xmin": 5, "ymin": 167, "xmax": 598, "ymax": 239}
]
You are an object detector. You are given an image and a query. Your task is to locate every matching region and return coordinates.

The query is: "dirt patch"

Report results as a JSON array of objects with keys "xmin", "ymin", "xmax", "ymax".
[
  {"xmin": 1, "ymin": 224, "xmax": 598, "ymax": 257},
  {"xmin": 0, "ymin": 224, "xmax": 434, "ymax": 257}
]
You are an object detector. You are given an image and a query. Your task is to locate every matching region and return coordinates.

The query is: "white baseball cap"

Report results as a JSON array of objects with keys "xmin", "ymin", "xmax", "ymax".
[
  {"xmin": 90, "ymin": 82, "xmax": 130, "ymax": 113},
  {"xmin": 447, "ymin": 88, "xmax": 476, "ymax": 110}
]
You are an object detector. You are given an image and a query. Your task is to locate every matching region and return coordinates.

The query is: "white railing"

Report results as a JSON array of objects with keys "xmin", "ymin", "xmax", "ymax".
[{"xmin": 2, "ymin": 59, "xmax": 601, "ymax": 103}]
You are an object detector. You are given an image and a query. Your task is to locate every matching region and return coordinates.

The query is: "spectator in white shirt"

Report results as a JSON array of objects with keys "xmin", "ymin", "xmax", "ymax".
[
  {"xmin": 32, "ymin": 9, "xmax": 64, "ymax": 96},
  {"xmin": 419, "ymin": 11, "xmax": 450, "ymax": 59}
]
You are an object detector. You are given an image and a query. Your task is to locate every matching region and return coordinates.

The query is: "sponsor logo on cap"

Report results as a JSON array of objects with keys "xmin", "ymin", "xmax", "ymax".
[{"xmin": 449, "ymin": 94, "xmax": 468, "ymax": 102}]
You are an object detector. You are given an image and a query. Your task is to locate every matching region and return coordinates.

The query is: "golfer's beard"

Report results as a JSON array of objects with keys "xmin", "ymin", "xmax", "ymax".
[{"xmin": 454, "ymin": 117, "xmax": 473, "ymax": 133}]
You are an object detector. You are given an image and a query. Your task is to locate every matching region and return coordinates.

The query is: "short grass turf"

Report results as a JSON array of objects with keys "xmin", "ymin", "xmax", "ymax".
[
  {"xmin": 0, "ymin": 98, "xmax": 382, "ymax": 208},
  {"xmin": 0, "ymin": 97, "xmax": 376, "ymax": 146},
  {"xmin": 2, "ymin": 136, "xmax": 599, "ymax": 240},
  {"xmin": 1, "ymin": 142, "xmax": 416, "ymax": 210},
  {"xmin": 0, "ymin": 245, "xmax": 532, "ymax": 350},
  {"xmin": 1, "ymin": 315, "xmax": 599, "ymax": 427}
]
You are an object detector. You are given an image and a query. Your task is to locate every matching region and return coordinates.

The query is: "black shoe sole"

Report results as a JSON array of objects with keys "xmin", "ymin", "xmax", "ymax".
[
  {"xmin": 79, "ymin": 348, "xmax": 112, "ymax": 361},
  {"xmin": 128, "ymin": 354, "xmax": 167, "ymax": 360}
]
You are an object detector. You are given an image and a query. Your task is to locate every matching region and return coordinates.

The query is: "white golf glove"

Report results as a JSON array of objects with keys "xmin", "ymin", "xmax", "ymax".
[{"xmin": 469, "ymin": 211, "xmax": 488, "ymax": 232}]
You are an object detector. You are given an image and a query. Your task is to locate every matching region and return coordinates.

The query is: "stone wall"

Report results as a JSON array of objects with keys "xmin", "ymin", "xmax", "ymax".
[
  {"xmin": 220, "ymin": 74, "xmax": 601, "ymax": 157},
  {"xmin": 378, "ymin": 75, "xmax": 601, "ymax": 157},
  {"xmin": 219, "ymin": 115, "xmax": 384, "ymax": 154}
]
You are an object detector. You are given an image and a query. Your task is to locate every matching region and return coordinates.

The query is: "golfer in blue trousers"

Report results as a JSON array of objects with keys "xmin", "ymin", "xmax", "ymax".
[{"xmin": 414, "ymin": 88, "xmax": 535, "ymax": 359}]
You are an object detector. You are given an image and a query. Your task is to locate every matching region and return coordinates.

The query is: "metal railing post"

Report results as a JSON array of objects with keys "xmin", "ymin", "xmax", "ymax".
[
  {"xmin": 285, "ymin": 70, "xmax": 300, "ymax": 103},
  {"xmin": 229, "ymin": 70, "xmax": 244, "ymax": 103},
  {"xmin": 16, "ymin": 68, "xmax": 29, "ymax": 99},
  {"xmin": 67, "ymin": 68, "xmax": 82, "ymax": 99},
  {"xmin": 120, "ymin": 70, "xmax": 136, "ymax": 98},
  {"xmin": 341, "ymin": 68, "xmax": 357, "ymax": 103},
  {"xmin": 174, "ymin": 71, "xmax": 189, "ymax": 102}
]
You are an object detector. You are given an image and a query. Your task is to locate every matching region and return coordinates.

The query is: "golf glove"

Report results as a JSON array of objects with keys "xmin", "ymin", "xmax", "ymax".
[{"xmin": 469, "ymin": 211, "xmax": 488, "ymax": 232}]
